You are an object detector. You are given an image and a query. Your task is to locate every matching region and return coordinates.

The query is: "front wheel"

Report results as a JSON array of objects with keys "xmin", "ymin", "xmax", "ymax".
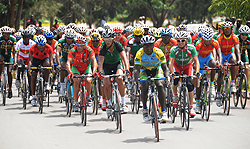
[
  {"xmin": 240, "ymin": 74, "xmax": 248, "ymax": 109},
  {"xmin": 2, "ymin": 75, "xmax": 7, "ymax": 106},
  {"xmin": 202, "ymin": 83, "xmax": 211, "ymax": 121},
  {"xmin": 223, "ymin": 78, "xmax": 231, "ymax": 115},
  {"xmin": 115, "ymin": 90, "xmax": 122, "ymax": 133},
  {"xmin": 152, "ymin": 95, "xmax": 159, "ymax": 142},
  {"xmin": 39, "ymin": 80, "xmax": 44, "ymax": 114},
  {"xmin": 233, "ymin": 76, "xmax": 240, "ymax": 107}
]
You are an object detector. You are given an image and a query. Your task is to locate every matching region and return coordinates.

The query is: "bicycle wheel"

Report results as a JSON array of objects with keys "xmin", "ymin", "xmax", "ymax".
[
  {"xmin": 136, "ymin": 88, "xmax": 140, "ymax": 114},
  {"xmin": 95, "ymin": 80, "xmax": 99, "ymax": 115},
  {"xmin": 233, "ymin": 75, "xmax": 240, "ymax": 107},
  {"xmin": 167, "ymin": 86, "xmax": 173, "ymax": 119},
  {"xmin": 92, "ymin": 85, "xmax": 96, "ymax": 114},
  {"xmin": 23, "ymin": 75, "xmax": 27, "ymax": 109},
  {"xmin": 115, "ymin": 90, "xmax": 122, "ymax": 133},
  {"xmin": 181, "ymin": 87, "xmax": 190, "ymax": 130},
  {"xmin": 65, "ymin": 97, "xmax": 69, "ymax": 115},
  {"xmin": 202, "ymin": 82, "xmax": 211, "ymax": 121},
  {"xmin": 223, "ymin": 78, "xmax": 231, "ymax": 115},
  {"xmin": 152, "ymin": 95, "xmax": 159, "ymax": 142},
  {"xmin": 39, "ymin": 80, "xmax": 44, "ymax": 114},
  {"xmin": 201, "ymin": 83, "xmax": 206, "ymax": 119},
  {"xmin": 2, "ymin": 75, "xmax": 7, "ymax": 106},
  {"xmin": 131, "ymin": 83, "xmax": 136, "ymax": 112},
  {"xmin": 80, "ymin": 86, "xmax": 87, "ymax": 126},
  {"xmin": 67, "ymin": 84, "xmax": 72, "ymax": 117},
  {"xmin": 80, "ymin": 88, "xmax": 85, "ymax": 123},
  {"xmin": 46, "ymin": 91, "xmax": 50, "ymax": 107},
  {"xmin": 240, "ymin": 74, "xmax": 248, "ymax": 109}
]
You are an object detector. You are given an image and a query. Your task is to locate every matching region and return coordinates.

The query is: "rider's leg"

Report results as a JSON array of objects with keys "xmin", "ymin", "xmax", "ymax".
[
  {"xmin": 43, "ymin": 59, "xmax": 50, "ymax": 82},
  {"xmin": 229, "ymin": 56, "xmax": 237, "ymax": 81},
  {"xmin": 155, "ymin": 79, "xmax": 166, "ymax": 111},
  {"xmin": 17, "ymin": 58, "xmax": 24, "ymax": 80},
  {"xmin": 72, "ymin": 74, "xmax": 80, "ymax": 102},
  {"xmin": 116, "ymin": 69, "xmax": 125, "ymax": 103},
  {"xmin": 60, "ymin": 61, "xmax": 67, "ymax": 94}
]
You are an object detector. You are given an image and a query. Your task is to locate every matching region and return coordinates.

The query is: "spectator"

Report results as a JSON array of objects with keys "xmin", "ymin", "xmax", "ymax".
[
  {"xmin": 101, "ymin": 16, "xmax": 107, "ymax": 28},
  {"xmin": 26, "ymin": 15, "xmax": 37, "ymax": 27},
  {"xmin": 82, "ymin": 19, "xmax": 87, "ymax": 27},
  {"xmin": 38, "ymin": 21, "xmax": 42, "ymax": 27},
  {"xmin": 53, "ymin": 19, "xmax": 59, "ymax": 29},
  {"xmin": 234, "ymin": 19, "xmax": 242, "ymax": 35}
]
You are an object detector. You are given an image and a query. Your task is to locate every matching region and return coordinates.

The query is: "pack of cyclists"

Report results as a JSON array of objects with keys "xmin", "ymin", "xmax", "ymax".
[{"xmin": 1, "ymin": 20, "xmax": 250, "ymax": 132}]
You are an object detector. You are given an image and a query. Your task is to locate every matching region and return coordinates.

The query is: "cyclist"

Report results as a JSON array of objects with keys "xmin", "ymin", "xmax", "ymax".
[
  {"xmin": 213, "ymin": 22, "xmax": 224, "ymax": 40},
  {"xmin": 66, "ymin": 36, "xmax": 97, "ymax": 111},
  {"xmin": 154, "ymin": 28, "xmax": 177, "ymax": 67},
  {"xmin": 28, "ymin": 35, "xmax": 54, "ymax": 106},
  {"xmin": 54, "ymin": 25, "xmax": 66, "ymax": 41},
  {"xmin": 169, "ymin": 31, "xmax": 200, "ymax": 117},
  {"xmin": 123, "ymin": 26, "xmax": 133, "ymax": 39},
  {"xmin": 142, "ymin": 24, "xmax": 149, "ymax": 35},
  {"xmin": 216, "ymin": 21, "xmax": 241, "ymax": 103},
  {"xmin": 56, "ymin": 28, "xmax": 76, "ymax": 97},
  {"xmin": 176, "ymin": 24, "xmax": 192, "ymax": 44},
  {"xmin": 98, "ymin": 29, "xmax": 129, "ymax": 115},
  {"xmin": 97, "ymin": 27, "xmax": 105, "ymax": 37},
  {"xmin": 114, "ymin": 27, "xmax": 127, "ymax": 49},
  {"xmin": 14, "ymin": 32, "xmax": 22, "ymax": 42},
  {"xmin": 0, "ymin": 26, "xmax": 17, "ymax": 98},
  {"xmin": 44, "ymin": 31, "xmax": 58, "ymax": 86},
  {"xmin": 126, "ymin": 27, "xmax": 144, "ymax": 67},
  {"xmin": 237, "ymin": 25, "xmax": 250, "ymax": 82},
  {"xmin": 75, "ymin": 25, "xmax": 91, "ymax": 42},
  {"xmin": 195, "ymin": 27, "xmax": 222, "ymax": 112},
  {"xmin": 15, "ymin": 29, "xmax": 36, "ymax": 97},
  {"xmin": 134, "ymin": 35, "xmax": 169, "ymax": 122}
]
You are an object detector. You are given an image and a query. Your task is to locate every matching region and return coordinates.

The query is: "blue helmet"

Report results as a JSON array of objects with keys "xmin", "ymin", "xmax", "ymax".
[
  {"xmin": 35, "ymin": 35, "xmax": 47, "ymax": 46},
  {"xmin": 177, "ymin": 24, "xmax": 187, "ymax": 31},
  {"xmin": 44, "ymin": 31, "xmax": 54, "ymax": 38},
  {"xmin": 160, "ymin": 28, "xmax": 172, "ymax": 36}
]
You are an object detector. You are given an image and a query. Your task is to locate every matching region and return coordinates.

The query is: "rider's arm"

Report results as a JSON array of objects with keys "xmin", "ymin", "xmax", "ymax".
[
  {"xmin": 90, "ymin": 55, "xmax": 97, "ymax": 74},
  {"xmin": 134, "ymin": 65, "xmax": 141, "ymax": 83},
  {"xmin": 56, "ymin": 46, "xmax": 61, "ymax": 66},
  {"xmin": 216, "ymin": 48, "xmax": 222, "ymax": 65},
  {"xmin": 126, "ymin": 46, "xmax": 131, "ymax": 65},
  {"xmin": 66, "ymin": 57, "xmax": 73, "ymax": 73},
  {"xmin": 234, "ymin": 44, "xmax": 241, "ymax": 61},
  {"xmin": 120, "ymin": 51, "xmax": 129, "ymax": 71},
  {"xmin": 168, "ymin": 57, "xmax": 174, "ymax": 74},
  {"xmin": 13, "ymin": 45, "xmax": 16, "ymax": 64},
  {"xmin": 193, "ymin": 55, "xmax": 200, "ymax": 73},
  {"xmin": 98, "ymin": 56, "xmax": 104, "ymax": 73},
  {"xmin": 161, "ymin": 63, "xmax": 169, "ymax": 78},
  {"xmin": 49, "ymin": 53, "xmax": 53, "ymax": 66},
  {"xmin": 28, "ymin": 54, "xmax": 33, "ymax": 71}
]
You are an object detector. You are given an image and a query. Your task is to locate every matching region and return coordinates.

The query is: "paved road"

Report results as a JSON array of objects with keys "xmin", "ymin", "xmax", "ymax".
[{"xmin": 0, "ymin": 85, "xmax": 250, "ymax": 149}]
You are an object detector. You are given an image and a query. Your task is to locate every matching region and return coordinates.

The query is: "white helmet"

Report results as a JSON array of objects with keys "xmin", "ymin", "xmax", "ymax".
[
  {"xmin": 14, "ymin": 32, "xmax": 22, "ymax": 39},
  {"xmin": 176, "ymin": 31, "xmax": 189, "ymax": 39},
  {"xmin": 202, "ymin": 27, "xmax": 214, "ymax": 40},
  {"xmin": 140, "ymin": 35, "xmax": 155, "ymax": 44},
  {"xmin": 57, "ymin": 25, "xmax": 66, "ymax": 33},
  {"xmin": 102, "ymin": 29, "xmax": 116, "ymax": 38},
  {"xmin": 1, "ymin": 26, "xmax": 12, "ymax": 33},
  {"xmin": 66, "ymin": 23, "xmax": 77, "ymax": 30},
  {"xmin": 76, "ymin": 25, "xmax": 87, "ymax": 33},
  {"xmin": 35, "ymin": 35, "xmax": 47, "ymax": 45},
  {"xmin": 65, "ymin": 28, "xmax": 76, "ymax": 38},
  {"xmin": 104, "ymin": 23, "xmax": 111, "ymax": 29},
  {"xmin": 97, "ymin": 27, "xmax": 104, "ymax": 33},
  {"xmin": 239, "ymin": 25, "xmax": 250, "ymax": 34}
]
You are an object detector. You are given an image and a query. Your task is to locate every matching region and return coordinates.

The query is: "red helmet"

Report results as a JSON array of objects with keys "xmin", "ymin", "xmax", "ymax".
[
  {"xmin": 113, "ymin": 27, "xmax": 123, "ymax": 34},
  {"xmin": 75, "ymin": 35, "xmax": 87, "ymax": 44}
]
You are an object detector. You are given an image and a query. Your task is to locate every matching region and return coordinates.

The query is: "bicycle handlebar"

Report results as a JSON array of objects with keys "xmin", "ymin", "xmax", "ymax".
[{"xmin": 31, "ymin": 66, "xmax": 53, "ymax": 70}]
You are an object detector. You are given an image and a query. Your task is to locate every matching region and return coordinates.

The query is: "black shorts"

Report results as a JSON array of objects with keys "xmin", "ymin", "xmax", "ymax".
[
  {"xmin": 32, "ymin": 57, "xmax": 49, "ymax": 72},
  {"xmin": 103, "ymin": 62, "xmax": 122, "ymax": 75}
]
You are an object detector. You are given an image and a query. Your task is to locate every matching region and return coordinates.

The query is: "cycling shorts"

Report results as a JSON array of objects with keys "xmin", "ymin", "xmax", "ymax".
[
  {"xmin": 140, "ymin": 65, "xmax": 164, "ymax": 80},
  {"xmin": 72, "ymin": 65, "xmax": 92, "ymax": 75},
  {"xmin": 103, "ymin": 61, "xmax": 123, "ymax": 75},
  {"xmin": 241, "ymin": 54, "xmax": 249, "ymax": 63},
  {"xmin": 0, "ymin": 55, "xmax": 13, "ymax": 63},
  {"xmin": 18, "ymin": 55, "xmax": 29, "ymax": 65},
  {"xmin": 222, "ymin": 52, "xmax": 234, "ymax": 64},
  {"xmin": 32, "ymin": 57, "xmax": 49, "ymax": 72},
  {"xmin": 199, "ymin": 54, "xmax": 214, "ymax": 75},
  {"xmin": 60, "ymin": 57, "xmax": 67, "ymax": 62},
  {"xmin": 173, "ymin": 61, "xmax": 193, "ymax": 76}
]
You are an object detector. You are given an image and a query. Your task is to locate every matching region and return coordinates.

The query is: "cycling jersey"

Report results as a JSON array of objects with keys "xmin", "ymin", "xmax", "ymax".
[
  {"xmin": 154, "ymin": 38, "xmax": 177, "ymax": 63},
  {"xmin": 29, "ymin": 43, "xmax": 53, "ymax": 60},
  {"xmin": 0, "ymin": 35, "xmax": 16, "ymax": 59},
  {"xmin": 187, "ymin": 34, "xmax": 192, "ymax": 44},
  {"xmin": 99, "ymin": 41, "xmax": 124, "ymax": 64},
  {"xmin": 196, "ymin": 39, "xmax": 220, "ymax": 57},
  {"xmin": 87, "ymin": 41, "xmax": 103, "ymax": 57},
  {"xmin": 57, "ymin": 38, "xmax": 76, "ymax": 62},
  {"xmin": 49, "ymin": 39, "xmax": 58, "ymax": 54},
  {"xmin": 117, "ymin": 35, "xmax": 127, "ymax": 47},
  {"xmin": 170, "ymin": 44, "xmax": 197, "ymax": 67},
  {"xmin": 134, "ymin": 47, "xmax": 166, "ymax": 71},
  {"xmin": 238, "ymin": 36, "xmax": 250, "ymax": 62},
  {"xmin": 127, "ymin": 37, "xmax": 143, "ymax": 57},
  {"xmin": 217, "ymin": 33, "xmax": 239, "ymax": 55},
  {"xmin": 213, "ymin": 31, "xmax": 222, "ymax": 40},
  {"xmin": 68, "ymin": 46, "xmax": 94, "ymax": 73},
  {"xmin": 16, "ymin": 39, "xmax": 36, "ymax": 65}
]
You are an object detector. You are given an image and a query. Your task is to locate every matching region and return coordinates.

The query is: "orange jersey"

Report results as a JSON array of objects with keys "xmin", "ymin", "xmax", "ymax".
[
  {"xmin": 154, "ymin": 38, "xmax": 177, "ymax": 61},
  {"xmin": 196, "ymin": 39, "xmax": 220, "ymax": 57},
  {"xmin": 217, "ymin": 33, "xmax": 239, "ymax": 55},
  {"xmin": 87, "ymin": 41, "xmax": 103, "ymax": 57},
  {"xmin": 49, "ymin": 39, "xmax": 57, "ymax": 54}
]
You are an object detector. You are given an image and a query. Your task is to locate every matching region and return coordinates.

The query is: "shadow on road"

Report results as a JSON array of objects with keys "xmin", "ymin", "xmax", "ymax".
[
  {"xmin": 85, "ymin": 129, "xmax": 119, "ymax": 134},
  {"xmin": 160, "ymin": 126, "xmax": 193, "ymax": 132},
  {"xmin": 45, "ymin": 114, "xmax": 67, "ymax": 118},
  {"xmin": 5, "ymin": 107, "xmax": 23, "ymax": 110},
  {"xmin": 88, "ymin": 117, "xmax": 110, "ymax": 122},
  {"xmin": 123, "ymin": 136, "xmax": 163, "ymax": 143},
  {"xmin": 56, "ymin": 122, "xmax": 84, "ymax": 127}
]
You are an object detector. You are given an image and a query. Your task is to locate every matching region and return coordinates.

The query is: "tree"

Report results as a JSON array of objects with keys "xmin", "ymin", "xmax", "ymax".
[
  {"xmin": 208, "ymin": 0, "xmax": 250, "ymax": 23},
  {"xmin": 15, "ymin": 0, "xmax": 24, "ymax": 30}
]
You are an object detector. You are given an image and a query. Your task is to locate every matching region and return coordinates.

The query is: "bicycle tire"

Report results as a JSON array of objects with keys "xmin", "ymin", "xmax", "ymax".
[
  {"xmin": 152, "ymin": 95, "xmax": 159, "ymax": 142},
  {"xmin": 223, "ymin": 78, "xmax": 231, "ymax": 115},
  {"xmin": 92, "ymin": 85, "xmax": 96, "ymax": 114},
  {"xmin": 166, "ymin": 86, "xmax": 172, "ymax": 119},
  {"xmin": 66, "ymin": 97, "xmax": 69, "ymax": 115},
  {"xmin": 180, "ymin": 87, "xmax": 184, "ymax": 127},
  {"xmin": 39, "ymin": 80, "xmax": 44, "ymax": 114},
  {"xmin": 233, "ymin": 76, "xmax": 240, "ymax": 107},
  {"xmin": 2, "ymin": 75, "xmax": 7, "ymax": 106},
  {"xmin": 203, "ymin": 82, "xmax": 211, "ymax": 121},
  {"xmin": 23, "ymin": 75, "xmax": 27, "ymax": 109},
  {"xmin": 201, "ymin": 83, "xmax": 207, "ymax": 119},
  {"xmin": 136, "ymin": 88, "xmax": 140, "ymax": 114},
  {"xmin": 131, "ymin": 83, "xmax": 136, "ymax": 112},
  {"xmin": 95, "ymin": 79, "xmax": 99, "ymax": 115},
  {"xmin": 184, "ymin": 87, "xmax": 190, "ymax": 130},
  {"xmin": 80, "ymin": 87, "xmax": 86, "ymax": 123},
  {"xmin": 68, "ymin": 85, "xmax": 72, "ymax": 117},
  {"xmin": 47, "ymin": 91, "xmax": 50, "ymax": 107},
  {"xmin": 240, "ymin": 74, "xmax": 248, "ymax": 109},
  {"xmin": 115, "ymin": 90, "xmax": 122, "ymax": 133}
]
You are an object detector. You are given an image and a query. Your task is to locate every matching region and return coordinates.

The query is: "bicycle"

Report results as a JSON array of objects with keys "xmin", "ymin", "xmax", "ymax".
[
  {"xmin": 91, "ymin": 75, "xmax": 99, "ymax": 115},
  {"xmin": 0, "ymin": 62, "xmax": 13, "ymax": 106},
  {"xmin": 18, "ymin": 63, "xmax": 30, "ymax": 109},
  {"xmin": 131, "ymin": 81, "xmax": 141, "ymax": 114},
  {"xmin": 140, "ymin": 76, "xmax": 166, "ymax": 142},
  {"xmin": 58, "ymin": 68, "xmax": 68, "ymax": 103},
  {"xmin": 31, "ymin": 65, "xmax": 52, "ymax": 114},
  {"xmin": 233, "ymin": 62, "xmax": 249, "ymax": 109},
  {"xmin": 103, "ymin": 74, "xmax": 126, "ymax": 133},
  {"xmin": 65, "ymin": 77, "xmax": 74, "ymax": 117},
  {"xmin": 199, "ymin": 65, "xmax": 220, "ymax": 121},
  {"xmin": 165, "ymin": 78, "xmax": 174, "ymax": 122}
]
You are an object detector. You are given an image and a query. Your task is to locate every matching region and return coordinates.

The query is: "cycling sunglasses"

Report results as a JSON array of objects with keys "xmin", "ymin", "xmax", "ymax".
[
  {"xmin": 223, "ymin": 27, "xmax": 231, "ymax": 30},
  {"xmin": 134, "ymin": 35, "xmax": 143, "ymax": 38},
  {"xmin": 241, "ymin": 33, "xmax": 249, "ymax": 36},
  {"xmin": 177, "ymin": 39, "xmax": 186, "ymax": 42},
  {"xmin": 92, "ymin": 40, "xmax": 99, "ymax": 43},
  {"xmin": 66, "ymin": 37, "xmax": 74, "ymax": 40},
  {"xmin": 143, "ymin": 44, "xmax": 154, "ymax": 48},
  {"xmin": 46, "ymin": 37, "xmax": 53, "ymax": 40},
  {"xmin": 162, "ymin": 35, "xmax": 171, "ymax": 39},
  {"xmin": 76, "ymin": 44, "xmax": 85, "ymax": 47},
  {"xmin": 103, "ymin": 38, "xmax": 114, "ymax": 41}
]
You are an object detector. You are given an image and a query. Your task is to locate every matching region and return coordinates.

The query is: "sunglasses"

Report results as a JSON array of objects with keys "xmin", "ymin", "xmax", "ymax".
[
  {"xmin": 116, "ymin": 34, "xmax": 121, "ymax": 36},
  {"xmin": 162, "ymin": 36, "xmax": 171, "ymax": 39},
  {"xmin": 177, "ymin": 39, "xmax": 186, "ymax": 42},
  {"xmin": 66, "ymin": 37, "xmax": 74, "ymax": 40},
  {"xmin": 223, "ymin": 27, "xmax": 231, "ymax": 30},
  {"xmin": 76, "ymin": 44, "xmax": 85, "ymax": 47},
  {"xmin": 241, "ymin": 33, "xmax": 249, "ymax": 36},
  {"xmin": 143, "ymin": 44, "xmax": 154, "ymax": 48},
  {"xmin": 134, "ymin": 35, "xmax": 142, "ymax": 38},
  {"xmin": 46, "ymin": 38, "xmax": 53, "ymax": 40},
  {"xmin": 92, "ymin": 40, "xmax": 99, "ymax": 43},
  {"xmin": 103, "ymin": 38, "xmax": 114, "ymax": 41}
]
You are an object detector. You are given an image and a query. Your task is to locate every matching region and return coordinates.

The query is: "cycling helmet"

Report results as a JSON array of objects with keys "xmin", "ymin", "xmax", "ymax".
[
  {"xmin": 239, "ymin": 25, "xmax": 250, "ymax": 34},
  {"xmin": 190, "ymin": 30, "xmax": 197, "ymax": 36},
  {"xmin": 148, "ymin": 28, "xmax": 155, "ymax": 36},
  {"xmin": 113, "ymin": 27, "xmax": 123, "ymax": 34},
  {"xmin": 18, "ymin": 29, "xmax": 24, "ymax": 32},
  {"xmin": 28, "ymin": 24, "xmax": 36, "ymax": 29},
  {"xmin": 160, "ymin": 28, "xmax": 172, "ymax": 36},
  {"xmin": 102, "ymin": 29, "xmax": 116, "ymax": 38},
  {"xmin": 21, "ymin": 29, "xmax": 32, "ymax": 36},
  {"xmin": 91, "ymin": 28, "xmax": 97, "ymax": 33},
  {"xmin": 66, "ymin": 23, "xmax": 77, "ymax": 30},
  {"xmin": 202, "ymin": 27, "xmax": 214, "ymax": 40},
  {"xmin": 134, "ymin": 24, "xmax": 142, "ymax": 28},
  {"xmin": 125, "ymin": 26, "xmax": 133, "ymax": 32},
  {"xmin": 103, "ymin": 23, "xmax": 111, "ymax": 29},
  {"xmin": 90, "ymin": 32, "xmax": 101, "ymax": 41},
  {"xmin": 142, "ymin": 24, "xmax": 149, "ymax": 29},
  {"xmin": 1, "ymin": 26, "xmax": 12, "ymax": 33},
  {"xmin": 11, "ymin": 28, "xmax": 16, "ymax": 34},
  {"xmin": 97, "ymin": 27, "xmax": 104, "ymax": 33},
  {"xmin": 177, "ymin": 24, "xmax": 187, "ymax": 31},
  {"xmin": 14, "ymin": 32, "xmax": 22, "ymax": 39},
  {"xmin": 175, "ymin": 31, "xmax": 189, "ymax": 39},
  {"xmin": 76, "ymin": 25, "xmax": 87, "ymax": 33},
  {"xmin": 57, "ymin": 25, "xmax": 66, "ymax": 33},
  {"xmin": 133, "ymin": 27, "xmax": 144, "ymax": 36},
  {"xmin": 75, "ymin": 35, "xmax": 87, "ymax": 44},
  {"xmin": 35, "ymin": 35, "xmax": 47, "ymax": 46},
  {"xmin": 154, "ymin": 28, "xmax": 162, "ymax": 38},
  {"xmin": 222, "ymin": 21, "xmax": 233, "ymax": 28},
  {"xmin": 65, "ymin": 28, "xmax": 76, "ymax": 38},
  {"xmin": 218, "ymin": 22, "xmax": 224, "ymax": 29},
  {"xmin": 198, "ymin": 25, "xmax": 207, "ymax": 33},
  {"xmin": 140, "ymin": 35, "xmax": 155, "ymax": 44},
  {"xmin": 44, "ymin": 31, "xmax": 54, "ymax": 38}
]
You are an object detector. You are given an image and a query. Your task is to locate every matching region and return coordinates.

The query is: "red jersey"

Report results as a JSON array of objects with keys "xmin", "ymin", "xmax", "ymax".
[
  {"xmin": 217, "ymin": 33, "xmax": 239, "ymax": 55},
  {"xmin": 117, "ymin": 35, "xmax": 127, "ymax": 47},
  {"xmin": 87, "ymin": 41, "xmax": 103, "ymax": 57},
  {"xmin": 29, "ymin": 43, "xmax": 53, "ymax": 60},
  {"xmin": 191, "ymin": 33, "xmax": 198, "ymax": 42},
  {"xmin": 154, "ymin": 38, "xmax": 177, "ymax": 61},
  {"xmin": 68, "ymin": 46, "xmax": 94, "ymax": 71},
  {"xmin": 196, "ymin": 39, "xmax": 220, "ymax": 57}
]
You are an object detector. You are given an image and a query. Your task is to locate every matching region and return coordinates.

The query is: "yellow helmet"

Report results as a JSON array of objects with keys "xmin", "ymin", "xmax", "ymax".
[
  {"xmin": 218, "ymin": 22, "xmax": 224, "ymax": 29},
  {"xmin": 90, "ymin": 32, "xmax": 101, "ymax": 41},
  {"xmin": 133, "ymin": 27, "xmax": 144, "ymax": 36}
]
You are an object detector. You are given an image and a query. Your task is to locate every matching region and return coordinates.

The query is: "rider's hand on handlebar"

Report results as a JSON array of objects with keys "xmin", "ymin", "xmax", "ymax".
[
  {"xmin": 196, "ymin": 72, "xmax": 202, "ymax": 79},
  {"xmin": 67, "ymin": 72, "xmax": 73, "ymax": 80},
  {"xmin": 125, "ymin": 70, "xmax": 130, "ymax": 76}
]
